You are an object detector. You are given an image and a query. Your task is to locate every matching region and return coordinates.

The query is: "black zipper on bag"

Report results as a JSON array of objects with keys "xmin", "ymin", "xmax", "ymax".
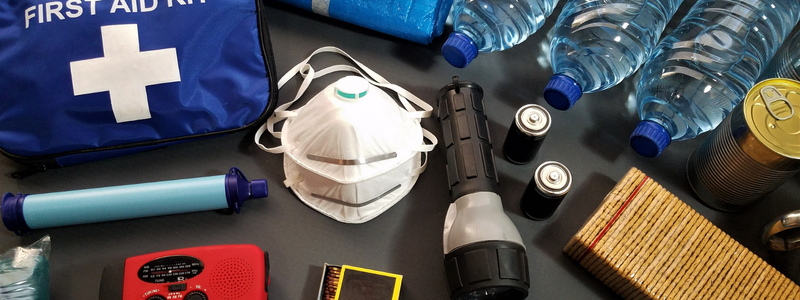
[{"xmin": 1, "ymin": 2, "xmax": 279, "ymax": 177}]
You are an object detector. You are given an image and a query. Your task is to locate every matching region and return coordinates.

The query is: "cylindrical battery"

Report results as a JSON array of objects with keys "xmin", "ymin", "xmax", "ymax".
[
  {"xmin": 520, "ymin": 161, "xmax": 572, "ymax": 220},
  {"xmin": 688, "ymin": 79, "xmax": 800, "ymax": 212},
  {"xmin": 503, "ymin": 104, "xmax": 551, "ymax": 165}
]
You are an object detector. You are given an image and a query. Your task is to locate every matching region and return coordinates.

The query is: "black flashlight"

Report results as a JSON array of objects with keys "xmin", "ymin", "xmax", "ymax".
[{"xmin": 438, "ymin": 77, "xmax": 530, "ymax": 300}]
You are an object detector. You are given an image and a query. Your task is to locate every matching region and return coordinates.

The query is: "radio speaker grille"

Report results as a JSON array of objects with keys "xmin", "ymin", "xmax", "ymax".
[{"xmin": 209, "ymin": 257, "xmax": 255, "ymax": 299}]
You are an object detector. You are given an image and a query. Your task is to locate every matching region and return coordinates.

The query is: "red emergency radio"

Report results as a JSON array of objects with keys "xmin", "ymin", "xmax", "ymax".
[{"xmin": 100, "ymin": 244, "xmax": 269, "ymax": 300}]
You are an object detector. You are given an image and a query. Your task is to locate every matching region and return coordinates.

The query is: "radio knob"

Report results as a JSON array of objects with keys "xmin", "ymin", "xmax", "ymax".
[
  {"xmin": 183, "ymin": 291, "xmax": 208, "ymax": 300},
  {"xmin": 146, "ymin": 296, "xmax": 167, "ymax": 300}
]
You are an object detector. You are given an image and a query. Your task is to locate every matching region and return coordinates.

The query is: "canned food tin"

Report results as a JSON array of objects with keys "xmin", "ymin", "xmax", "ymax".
[
  {"xmin": 688, "ymin": 79, "xmax": 800, "ymax": 212},
  {"xmin": 503, "ymin": 104, "xmax": 551, "ymax": 165},
  {"xmin": 520, "ymin": 161, "xmax": 572, "ymax": 220}
]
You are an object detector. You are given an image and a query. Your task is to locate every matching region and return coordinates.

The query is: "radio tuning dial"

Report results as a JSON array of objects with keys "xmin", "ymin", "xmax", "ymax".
[
  {"xmin": 146, "ymin": 296, "xmax": 167, "ymax": 300},
  {"xmin": 183, "ymin": 291, "xmax": 208, "ymax": 300}
]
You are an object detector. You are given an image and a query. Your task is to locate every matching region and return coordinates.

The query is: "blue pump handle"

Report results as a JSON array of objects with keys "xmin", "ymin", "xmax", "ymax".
[{"xmin": 226, "ymin": 167, "xmax": 269, "ymax": 213}]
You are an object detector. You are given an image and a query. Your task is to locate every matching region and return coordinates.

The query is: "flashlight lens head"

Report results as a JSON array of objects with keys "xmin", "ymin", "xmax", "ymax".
[
  {"xmin": 444, "ymin": 241, "xmax": 529, "ymax": 300},
  {"xmin": 458, "ymin": 286, "xmax": 526, "ymax": 300}
]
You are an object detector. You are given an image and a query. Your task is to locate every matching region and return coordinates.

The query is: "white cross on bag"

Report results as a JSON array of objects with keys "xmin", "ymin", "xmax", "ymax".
[{"xmin": 70, "ymin": 24, "xmax": 181, "ymax": 123}]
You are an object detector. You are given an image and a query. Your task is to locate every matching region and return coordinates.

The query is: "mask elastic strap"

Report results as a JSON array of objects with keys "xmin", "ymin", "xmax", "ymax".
[
  {"xmin": 413, "ymin": 128, "xmax": 438, "ymax": 152},
  {"xmin": 410, "ymin": 129, "xmax": 438, "ymax": 176},
  {"xmin": 410, "ymin": 152, "xmax": 429, "ymax": 177},
  {"xmin": 254, "ymin": 59, "xmax": 318, "ymax": 153},
  {"xmin": 256, "ymin": 46, "xmax": 435, "ymax": 154},
  {"xmin": 254, "ymin": 120, "xmax": 288, "ymax": 154},
  {"xmin": 256, "ymin": 49, "xmax": 357, "ymax": 152},
  {"xmin": 293, "ymin": 46, "xmax": 433, "ymax": 118},
  {"xmin": 254, "ymin": 108, "xmax": 299, "ymax": 153},
  {"xmin": 324, "ymin": 47, "xmax": 433, "ymax": 118},
  {"xmin": 312, "ymin": 63, "xmax": 433, "ymax": 119},
  {"xmin": 283, "ymin": 47, "xmax": 433, "ymax": 118}
]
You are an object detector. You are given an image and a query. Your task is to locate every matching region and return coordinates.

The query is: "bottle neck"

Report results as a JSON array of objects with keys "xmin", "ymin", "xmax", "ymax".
[
  {"xmin": 643, "ymin": 115, "xmax": 678, "ymax": 140},
  {"xmin": 559, "ymin": 70, "xmax": 588, "ymax": 93},
  {"xmin": 454, "ymin": 26, "xmax": 488, "ymax": 52}
]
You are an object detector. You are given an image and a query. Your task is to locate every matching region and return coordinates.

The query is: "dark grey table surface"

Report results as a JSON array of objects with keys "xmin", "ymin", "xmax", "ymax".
[{"xmin": 1, "ymin": 1, "xmax": 799, "ymax": 299}]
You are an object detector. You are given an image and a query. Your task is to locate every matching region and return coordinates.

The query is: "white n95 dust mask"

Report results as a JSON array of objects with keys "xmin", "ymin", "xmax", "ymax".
[{"xmin": 254, "ymin": 47, "xmax": 437, "ymax": 223}]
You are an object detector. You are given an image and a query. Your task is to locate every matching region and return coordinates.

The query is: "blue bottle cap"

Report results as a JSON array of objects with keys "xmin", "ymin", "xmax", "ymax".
[
  {"xmin": 1, "ymin": 193, "xmax": 30, "ymax": 236},
  {"xmin": 442, "ymin": 32, "xmax": 478, "ymax": 68},
  {"xmin": 225, "ymin": 167, "xmax": 268, "ymax": 213},
  {"xmin": 630, "ymin": 121, "xmax": 671, "ymax": 158},
  {"xmin": 544, "ymin": 74, "xmax": 582, "ymax": 110}
]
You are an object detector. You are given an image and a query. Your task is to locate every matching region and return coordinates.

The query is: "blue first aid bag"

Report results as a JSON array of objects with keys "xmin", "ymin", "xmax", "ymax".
[{"xmin": 0, "ymin": 0, "xmax": 277, "ymax": 175}]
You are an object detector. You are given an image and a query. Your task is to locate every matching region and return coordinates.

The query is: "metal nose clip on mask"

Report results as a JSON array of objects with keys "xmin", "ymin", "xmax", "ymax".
[
  {"xmin": 255, "ymin": 47, "xmax": 437, "ymax": 224},
  {"xmin": 438, "ymin": 77, "xmax": 529, "ymax": 300}
]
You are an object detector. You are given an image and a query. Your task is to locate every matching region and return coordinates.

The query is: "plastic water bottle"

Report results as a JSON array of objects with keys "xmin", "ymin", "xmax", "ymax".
[
  {"xmin": 442, "ymin": 0, "xmax": 560, "ymax": 68},
  {"xmin": 760, "ymin": 31, "xmax": 800, "ymax": 81},
  {"xmin": 630, "ymin": 0, "xmax": 800, "ymax": 158},
  {"xmin": 543, "ymin": 0, "xmax": 685, "ymax": 110}
]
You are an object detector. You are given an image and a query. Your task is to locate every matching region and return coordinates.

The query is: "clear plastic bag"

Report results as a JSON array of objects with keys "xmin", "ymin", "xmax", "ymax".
[{"xmin": 0, "ymin": 235, "xmax": 50, "ymax": 300}]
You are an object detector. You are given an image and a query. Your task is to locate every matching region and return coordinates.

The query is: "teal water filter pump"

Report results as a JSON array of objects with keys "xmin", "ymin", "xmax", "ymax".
[{"xmin": 2, "ymin": 167, "xmax": 267, "ymax": 235}]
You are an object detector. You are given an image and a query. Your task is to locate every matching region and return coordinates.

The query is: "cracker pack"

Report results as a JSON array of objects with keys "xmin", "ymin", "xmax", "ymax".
[{"xmin": 565, "ymin": 168, "xmax": 798, "ymax": 299}]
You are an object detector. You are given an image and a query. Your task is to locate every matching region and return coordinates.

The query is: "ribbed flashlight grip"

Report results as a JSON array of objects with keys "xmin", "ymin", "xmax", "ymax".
[{"xmin": 437, "ymin": 78, "xmax": 499, "ymax": 201}]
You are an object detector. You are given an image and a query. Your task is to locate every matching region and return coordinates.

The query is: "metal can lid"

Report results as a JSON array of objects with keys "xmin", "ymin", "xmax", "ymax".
[
  {"xmin": 744, "ymin": 79, "xmax": 800, "ymax": 160},
  {"xmin": 534, "ymin": 161, "xmax": 572, "ymax": 197},
  {"xmin": 515, "ymin": 104, "xmax": 551, "ymax": 137}
]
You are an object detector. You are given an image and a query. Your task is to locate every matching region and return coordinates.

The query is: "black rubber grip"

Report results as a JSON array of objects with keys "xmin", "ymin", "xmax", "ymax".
[
  {"xmin": 437, "ymin": 77, "xmax": 499, "ymax": 201},
  {"xmin": 443, "ymin": 240, "xmax": 529, "ymax": 300}
]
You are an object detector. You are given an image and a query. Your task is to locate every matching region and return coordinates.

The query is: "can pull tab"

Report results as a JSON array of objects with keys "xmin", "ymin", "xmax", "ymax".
[{"xmin": 760, "ymin": 86, "xmax": 796, "ymax": 121}]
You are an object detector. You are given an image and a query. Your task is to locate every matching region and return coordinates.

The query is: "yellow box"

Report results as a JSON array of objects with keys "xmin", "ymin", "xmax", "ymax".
[{"xmin": 317, "ymin": 263, "xmax": 402, "ymax": 300}]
